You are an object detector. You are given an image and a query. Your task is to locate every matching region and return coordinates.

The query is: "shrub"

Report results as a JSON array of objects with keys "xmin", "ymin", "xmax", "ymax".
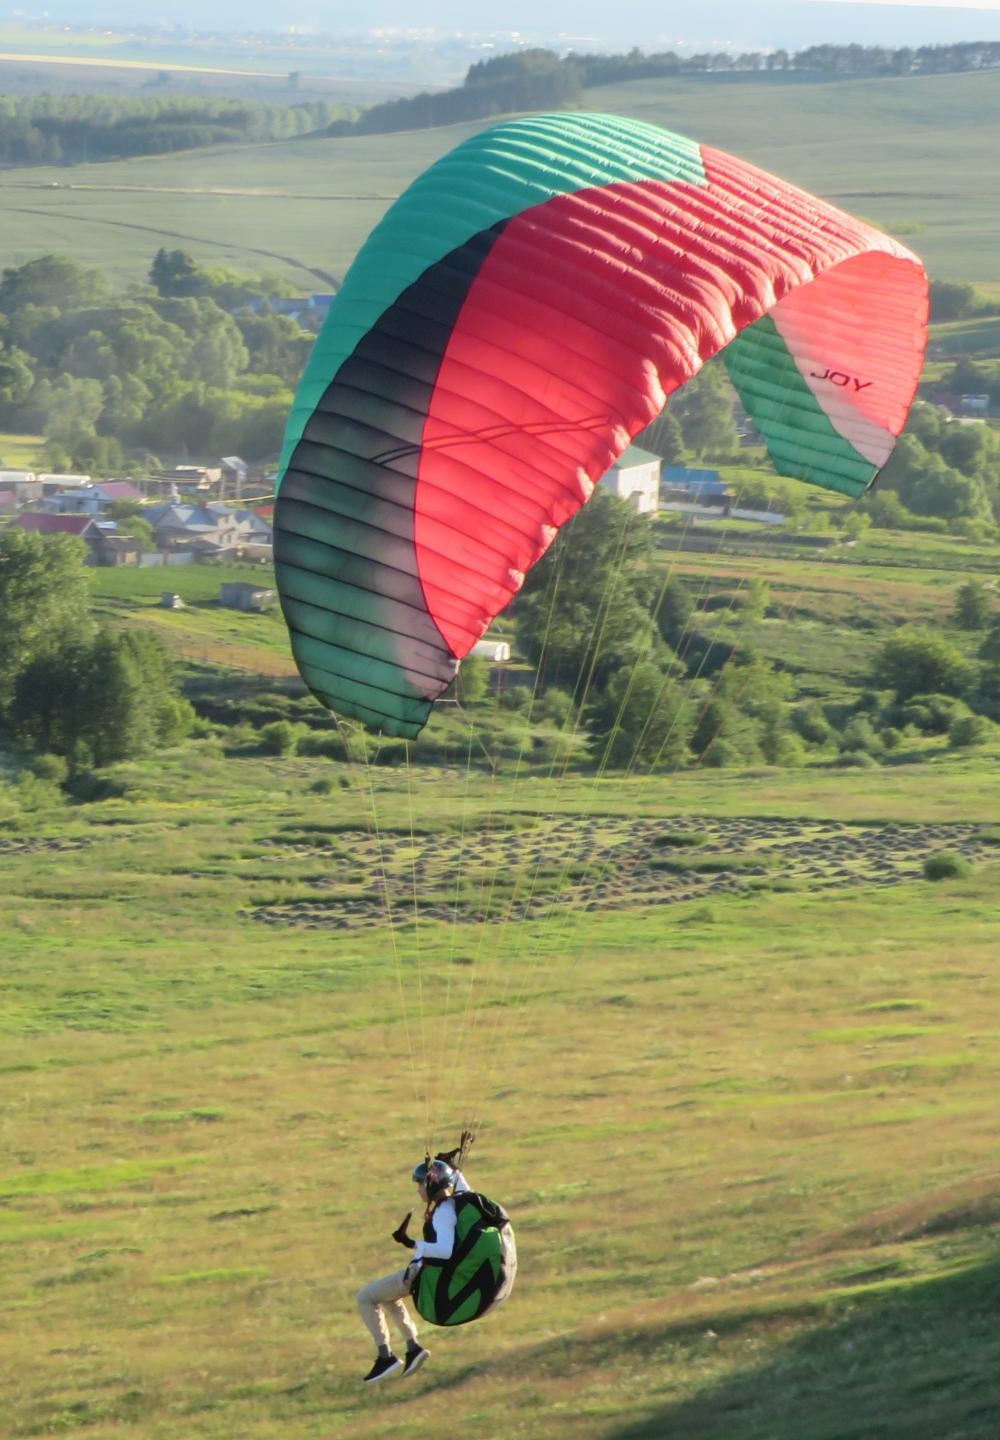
[
  {"xmin": 13, "ymin": 772, "xmax": 65, "ymax": 810},
  {"xmin": 31, "ymin": 753, "xmax": 70, "ymax": 785},
  {"xmin": 899, "ymin": 693, "xmax": 972, "ymax": 735},
  {"xmin": 534, "ymin": 687, "xmax": 575, "ymax": 727},
  {"xmin": 768, "ymin": 729, "xmax": 807, "ymax": 767},
  {"xmin": 497, "ymin": 684, "xmax": 533, "ymax": 714},
  {"xmin": 872, "ymin": 629, "xmax": 972, "ymax": 702},
  {"xmin": 298, "ymin": 730, "xmax": 349, "ymax": 761},
  {"xmin": 791, "ymin": 701, "xmax": 832, "ymax": 747},
  {"xmin": 370, "ymin": 738, "xmax": 409, "ymax": 767},
  {"xmin": 949, "ymin": 713, "xmax": 993, "ymax": 749},
  {"xmin": 923, "ymin": 851, "xmax": 972, "ymax": 881},
  {"xmin": 840, "ymin": 715, "xmax": 882, "ymax": 755},
  {"xmin": 529, "ymin": 730, "xmax": 580, "ymax": 766},
  {"xmin": 260, "ymin": 720, "xmax": 298, "ymax": 756},
  {"xmin": 952, "ymin": 579, "xmax": 994, "ymax": 630}
]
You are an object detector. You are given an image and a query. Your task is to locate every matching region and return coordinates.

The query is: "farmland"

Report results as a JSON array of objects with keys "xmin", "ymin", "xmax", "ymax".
[{"xmin": 0, "ymin": 67, "xmax": 999, "ymax": 288}]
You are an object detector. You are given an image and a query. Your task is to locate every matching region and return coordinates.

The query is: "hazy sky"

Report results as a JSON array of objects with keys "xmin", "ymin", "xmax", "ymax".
[
  {"xmin": 825, "ymin": 0, "xmax": 1000, "ymax": 8},
  {"xmin": 11, "ymin": 0, "xmax": 1000, "ymax": 45}
]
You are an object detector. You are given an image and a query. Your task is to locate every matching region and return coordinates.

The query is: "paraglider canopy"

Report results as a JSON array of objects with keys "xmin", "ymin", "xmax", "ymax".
[{"xmin": 274, "ymin": 112, "xmax": 928, "ymax": 739}]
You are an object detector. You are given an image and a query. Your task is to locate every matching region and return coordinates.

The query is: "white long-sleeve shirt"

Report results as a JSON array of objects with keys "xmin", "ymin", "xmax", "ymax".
[{"xmin": 412, "ymin": 1168, "xmax": 470, "ymax": 1263}]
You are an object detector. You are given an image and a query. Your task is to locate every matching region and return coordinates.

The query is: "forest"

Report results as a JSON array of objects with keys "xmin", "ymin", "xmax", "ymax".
[
  {"xmin": 0, "ymin": 95, "xmax": 349, "ymax": 166},
  {"xmin": 0, "ymin": 251, "xmax": 314, "ymax": 472}
]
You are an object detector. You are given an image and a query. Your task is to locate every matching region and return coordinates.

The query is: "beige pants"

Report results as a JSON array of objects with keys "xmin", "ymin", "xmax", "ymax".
[{"xmin": 356, "ymin": 1265, "xmax": 420, "ymax": 1350}]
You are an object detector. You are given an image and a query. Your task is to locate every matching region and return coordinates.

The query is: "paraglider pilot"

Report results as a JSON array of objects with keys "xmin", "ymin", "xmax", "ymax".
[{"xmin": 357, "ymin": 1132, "xmax": 474, "ymax": 1383}]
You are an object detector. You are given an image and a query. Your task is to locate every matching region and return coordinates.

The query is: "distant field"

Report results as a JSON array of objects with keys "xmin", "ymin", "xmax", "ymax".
[
  {"xmin": 1, "ymin": 70, "xmax": 999, "ymax": 288},
  {"xmin": 0, "ymin": 431, "xmax": 44, "ymax": 468},
  {"xmin": 930, "ymin": 313, "xmax": 1000, "ymax": 357},
  {"xmin": 0, "ymin": 128, "xmax": 483, "ymax": 288},
  {"xmin": 0, "ymin": 25, "xmax": 428, "ymax": 101}
]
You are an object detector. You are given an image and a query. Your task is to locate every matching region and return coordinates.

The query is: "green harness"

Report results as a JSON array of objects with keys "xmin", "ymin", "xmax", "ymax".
[{"xmin": 410, "ymin": 1191, "xmax": 517, "ymax": 1327}]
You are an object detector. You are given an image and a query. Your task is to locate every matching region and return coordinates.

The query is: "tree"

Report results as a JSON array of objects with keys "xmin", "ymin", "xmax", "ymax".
[
  {"xmin": 0, "ymin": 342, "xmax": 33, "ymax": 418},
  {"xmin": 842, "ymin": 511, "xmax": 872, "ymax": 542},
  {"xmin": 928, "ymin": 279, "xmax": 980, "ymax": 322},
  {"xmin": 9, "ymin": 626, "xmax": 194, "ymax": 766},
  {"xmin": 634, "ymin": 407, "xmax": 686, "ymax": 464},
  {"xmin": 0, "ymin": 529, "xmax": 93, "ymax": 717},
  {"xmin": 881, "ymin": 436, "xmax": 992, "ymax": 523},
  {"xmin": 652, "ymin": 575, "xmax": 693, "ymax": 650},
  {"xmin": 952, "ymin": 580, "xmax": 994, "ymax": 631},
  {"xmin": 0, "ymin": 255, "xmax": 111, "ymax": 333},
  {"xmin": 689, "ymin": 694, "xmax": 761, "ymax": 766},
  {"xmin": 688, "ymin": 650, "xmax": 792, "ymax": 765},
  {"xmin": 871, "ymin": 627, "xmax": 972, "ymax": 702},
  {"xmin": 515, "ymin": 489, "xmax": 660, "ymax": 696},
  {"xmin": 742, "ymin": 578, "xmax": 770, "ymax": 624},
  {"xmin": 149, "ymin": 247, "xmax": 202, "ymax": 298},
  {"xmin": 451, "ymin": 653, "xmax": 489, "ymax": 706},
  {"xmin": 669, "ymin": 362, "xmax": 739, "ymax": 458},
  {"xmin": 863, "ymin": 487, "xmax": 912, "ymax": 528},
  {"xmin": 586, "ymin": 660, "xmax": 690, "ymax": 770}
]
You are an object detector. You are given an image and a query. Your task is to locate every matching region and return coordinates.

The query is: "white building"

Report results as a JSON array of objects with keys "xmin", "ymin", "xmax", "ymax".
[
  {"xmin": 598, "ymin": 445, "xmax": 660, "ymax": 513},
  {"xmin": 471, "ymin": 639, "xmax": 511, "ymax": 662}
]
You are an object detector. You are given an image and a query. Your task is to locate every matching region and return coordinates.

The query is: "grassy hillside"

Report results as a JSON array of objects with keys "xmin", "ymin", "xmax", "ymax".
[
  {"xmin": 1, "ymin": 69, "xmax": 998, "ymax": 288},
  {"xmin": 3, "ymin": 528, "xmax": 1000, "ymax": 1438},
  {"xmin": 3, "ymin": 742, "xmax": 1000, "ymax": 1439}
]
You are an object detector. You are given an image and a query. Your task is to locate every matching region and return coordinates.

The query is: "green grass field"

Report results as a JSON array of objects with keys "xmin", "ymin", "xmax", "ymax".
[
  {"xmin": 1, "ymin": 69, "xmax": 999, "ymax": 288},
  {"xmin": 3, "ymin": 740, "xmax": 1000, "ymax": 1439},
  {"xmin": 4, "ymin": 531, "xmax": 1000, "ymax": 1440}
]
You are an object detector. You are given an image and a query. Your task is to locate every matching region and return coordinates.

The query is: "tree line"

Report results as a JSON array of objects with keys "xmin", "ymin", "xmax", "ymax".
[
  {"xmin": 261, "ymin": 490, "xmax": 1000, "ymax": 774},
  {"xmin": 1, "ymin": 485, "xmax": 996, "ymax": 796},
  {"xmin": 506, "ymin": 491, "xmax": 1000, "ymax": 771},
  {"xmin": 2, "ymin": 248, "xmax": 996, "ymax": 523},
  {"xmin": 0, "ymin": 95, "xmax": 349, "ymax": 166},
  {"xmin": 335, "ymin": 42, "xmax": 1000, "ymax": 139},
  {"xmin": 0, "ymin": 529, "xmax": 195, "ymax": 792}
]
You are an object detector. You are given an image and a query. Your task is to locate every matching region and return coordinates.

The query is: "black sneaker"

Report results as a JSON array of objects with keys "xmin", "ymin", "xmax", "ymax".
[
  {"xmin": 363, "ymin": 1353, "xmax": 403, "ymax": 1384},
  {"xmin": 402, "ymin": 1345, "xmax": 430, "ymax": 1377}
]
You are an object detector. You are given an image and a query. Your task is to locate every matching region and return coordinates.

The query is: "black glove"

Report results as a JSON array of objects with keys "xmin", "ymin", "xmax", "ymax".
[
  {"xmin": 436, "ymin": 1129, "xmax": 475, "ymax": 1166},
  {"xmin": 392, "ymin": 1212, "xmax": 416, "ymax": 1249}
]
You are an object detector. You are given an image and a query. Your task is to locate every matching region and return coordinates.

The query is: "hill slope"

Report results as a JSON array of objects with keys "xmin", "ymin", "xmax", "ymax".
[{"xmin": 0, "ymin": 69, "xmax": 997, "ymax": 288}]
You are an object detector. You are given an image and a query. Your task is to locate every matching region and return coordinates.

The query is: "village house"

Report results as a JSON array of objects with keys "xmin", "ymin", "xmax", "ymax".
[
  {"xmin": 660, "ymin": 466, "xmax": 729, "ymax": 505},
  {"xmin": 37, "ymin": 473, "xmax": 92, "ymax": 496},
  {"xmin": 145, "ymin": 501, "xmax": 272, "ymax": 557},
  {"xmin": 0, "ymin": 470, "xmax": 42, "ymax": 503},
  {"xmin": 599, "ymin": 445, "xmax": 661, "ymax": 513},
  {"xmin": 14, "ymin": 512, "xmax": 105, "ymax": 563},
  {"xmin": 40, "ymin": 480, "xmax": 145, "ymax": 516},
  {"xmin": 246, "ymin": 294, "xmax": 333, "ymax": 324},
  {"xmin": 150, "ymin": 465, "xmax": 224, "ymax": 500}
]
